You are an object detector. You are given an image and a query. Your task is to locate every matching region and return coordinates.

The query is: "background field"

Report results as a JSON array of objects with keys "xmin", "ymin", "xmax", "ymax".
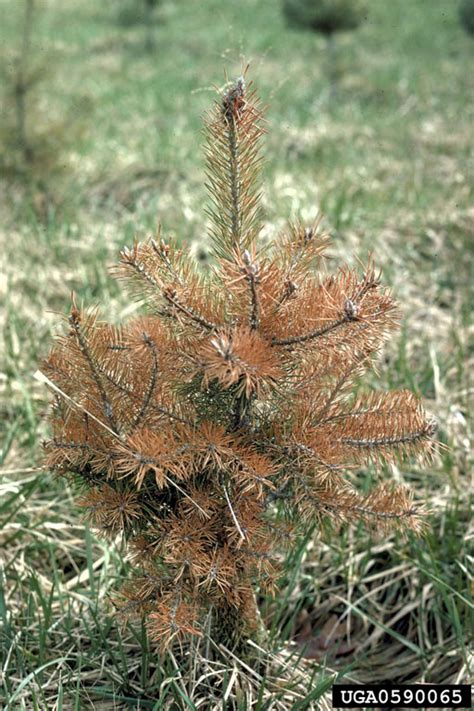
[{"xmin": 1, "ymin": 0, "xmax": 473, "ymax": 708}]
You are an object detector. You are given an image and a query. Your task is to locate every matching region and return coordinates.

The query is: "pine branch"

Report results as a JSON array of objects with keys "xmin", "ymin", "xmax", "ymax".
[
  {"xmin": 204, "ymin": 76, "xmax": 265, "ymax": 260},
  {"xmin": 274, "ymin": 219, "xmax": 329, "ymax": 309},
  {"xmin": 271, "ymin": 442, "xmax": 346, "ymax": 482},
  {"xmin": 340, "ymin": 426, "xmax": 436, "ymax": 450},
  {"xmin": 129, "ymin": 334, "xmax": 159, "ymax": 432},
  {"xmin": 162, "ymin": 287, "xmax": 218, "ymax": 331},
  {"xmin": 272, "ymin": 314, "xmax": 350, "ymax": 346},
  {"xmin": 242, "ymin": 250, "xmax": 260, "ymax": 330},
  {"xmin": 151, "ymin": 237, "xmax": 186, "ymax": 287},
  {"xmin": 120, "ymin": 242, "xmax": 220, "ymax": 332},
  {"xmin": 68, "ymin": 304, "xmax": 119, "ymax": 433},
  {"xmin": 311, "ymin": 346, "xmax": 375, "ymax": 423},
  {"xmin": 91, "ymin": 359, "xmax": 193, "ymax": 427},
  {"xmin": 270, "ymin": 265, "xmax": 397, "ymax": 351}
]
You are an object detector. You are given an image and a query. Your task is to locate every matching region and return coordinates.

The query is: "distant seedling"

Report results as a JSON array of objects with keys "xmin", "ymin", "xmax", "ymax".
[
  {"xmin": 40, "ymin": 75, "xmax": 436, "ymax": 658},
  {"xmin": 459, "ymin": 0, "xmax": 474, "ymax": 34},
  {"xmin": 0, "ymin": 0, "xmax": 89, "ymax": 213},
  {"xmin": 115, "ymin": 0, "xmax": 162, "ymax": 51},
  {"xmin": 282, "ymin": 0, "xmax": 368, "ymax": 96}
]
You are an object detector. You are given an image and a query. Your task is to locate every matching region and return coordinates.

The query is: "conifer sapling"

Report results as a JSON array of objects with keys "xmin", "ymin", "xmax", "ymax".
[
  {"xmin": 282, "ymin": 0, "xmax": 367, "ymax": 97},
  {"xmin": 41, "ymin": 75, "xmax": 437, "ymax": 653}
]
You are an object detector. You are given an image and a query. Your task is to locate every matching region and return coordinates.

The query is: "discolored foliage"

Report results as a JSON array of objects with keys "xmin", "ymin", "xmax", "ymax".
[{"xmin": 41, "ymin": 76, "xmax": 437, "ymax": 654}]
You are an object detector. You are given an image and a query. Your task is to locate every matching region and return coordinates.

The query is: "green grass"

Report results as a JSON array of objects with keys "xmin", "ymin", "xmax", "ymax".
[{"xmin": 1, "ymin": 0, "xmax": 473, "ymax": 708}]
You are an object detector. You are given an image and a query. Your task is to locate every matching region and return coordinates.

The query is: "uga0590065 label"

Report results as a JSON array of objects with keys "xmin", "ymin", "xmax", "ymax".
[{"xmin": 331, "ymin": 684, "xmax": 472, "ymax": 708}]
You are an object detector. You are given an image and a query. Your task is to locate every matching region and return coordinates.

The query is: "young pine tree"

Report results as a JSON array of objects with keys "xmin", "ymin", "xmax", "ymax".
[
  {"xmin": 41, "ymin": 76, "xmax": 436, "ymax": 655},
  {"xmin": 1, "ymin": 0, "xmax": 90, "ymax": 216}
]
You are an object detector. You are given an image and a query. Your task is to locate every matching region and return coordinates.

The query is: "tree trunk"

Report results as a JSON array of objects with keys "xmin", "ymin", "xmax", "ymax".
[
  {"xmin": 210, "ymin": 592, "xmax": 267, "ymax": 657},
  {"xmin": 326, "ymin": 33, "xmax": 338, "ymax": 103}
]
